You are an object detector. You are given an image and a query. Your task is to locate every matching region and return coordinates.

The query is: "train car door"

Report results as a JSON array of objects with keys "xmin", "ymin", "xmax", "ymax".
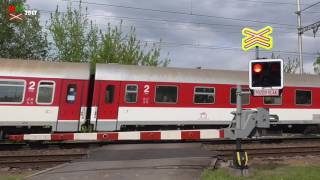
[
  {"xmin": 96, "ymin": 81, "xmax": 120, "ymax": 131},
  {"xmin": 57, "ymin": 80, "xmax": 83, "ymax": 132}
]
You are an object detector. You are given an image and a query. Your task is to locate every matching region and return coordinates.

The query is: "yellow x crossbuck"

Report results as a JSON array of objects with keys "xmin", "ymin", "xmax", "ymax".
[{"xmin": 242, "ymin": 26, "xmax": 273, "ymax": 51}]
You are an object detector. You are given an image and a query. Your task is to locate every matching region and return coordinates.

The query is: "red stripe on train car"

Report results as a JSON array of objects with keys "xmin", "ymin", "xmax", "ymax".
[
  {"xmin": 181, "ymin": 131, "xmax": 200, "ymax": 140},
  {"xmin": 140, "ymin": 132, "xmax": 161, "ymax": 141},
  {"xmin": 51, "ymin": 133, "xmax": 74, "ymax": 141},
  {"xmin": 8, "ymin": 135, "xmax": 24, "ymax": 141},
  {"xmin": 97, "ymin": 132, "xmax": 118, "ymax": 141},
  {"xmin": 219, "ymin": 130, "xmax": 225, "ymax": 138}
]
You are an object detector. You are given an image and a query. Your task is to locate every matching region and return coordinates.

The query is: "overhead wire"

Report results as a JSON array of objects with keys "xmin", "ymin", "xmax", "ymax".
[
  {"xmin": 220, "ymin": 0, "xmax": 310, "ymax": 6},
  {"xmin": 62, "ymin": 0, "xmax": 297, "ymax": 27},
  {"xmin": 43, "ymin": 27, "xmax": 318, "ymax": 57},
  {"xmin": 38, "ymin": 9, "xmax": 298, "ymax": 32},
  {"xmin": 301, "ymin": 1, "xmax": 320, "ymax": 12},
  {"xmin": 36, "ymin": 2, "xmax": 319, "ymax": 58},
  {"xmin": 96, "ymin": 0, "xmax": 301, "ymax": 5}
]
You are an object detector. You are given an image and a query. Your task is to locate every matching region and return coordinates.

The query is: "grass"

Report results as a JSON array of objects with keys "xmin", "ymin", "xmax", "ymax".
[
  {"xmin": 0, "ymin": 175, "xmax": 23, "ymax": 180},
  {"xmin": 202, "ymin": 165, "xmax": 320, "ymax": 180}
]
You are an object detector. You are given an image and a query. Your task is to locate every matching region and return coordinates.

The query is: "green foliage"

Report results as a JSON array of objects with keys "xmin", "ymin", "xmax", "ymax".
[
  {"xmin": 49, "ymin": 2, "xmax": 170, "ymax": 67},
  {"xmin": 313, "ymin": 54, "xmax": 320, "ymax": 75},
  {"xmin": 49, "ymin": 3, "xmax": 95, "ymax": 62},
  {"xmin": 0, "ymin": 0, "xmax": 48, "ymax": 60},
  {"xmin": 0, "ymin": 175, "xmax": 23, "ymax": 180},
  {"xmin": 202, "ymin": 165, "xmax": 320, "ymax": 180},
  {"xmin": 94, "ymin": 23, "xmax": 170, "ymax": 67}
]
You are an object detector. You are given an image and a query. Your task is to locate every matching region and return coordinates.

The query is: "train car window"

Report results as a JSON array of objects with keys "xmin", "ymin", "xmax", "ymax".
[
  {"xmin": 264, "ymin": 96, "xmax": 282, "ymax": 105},
  {"xmin": 0, "ymin": 80, "xmax": 25, "ymax": 103},
  {"xmin": 125, "ymin": 84, "xmax": 138, "ymax": 103},
  {"xmin": 66, "ymin": 84, "xmax": 77, "ymax": 104},
  {"xmin": 155, "ymin": 86, "xmax": 178, "ymax": 103},
  {"xmin": 194, "ymin": 87, "xmax": 215, "ymax": 104},
  {"xmin": 230, "ymin": 88, "xmax": 250, "ymax": 105},
  {"xmin": 295, "ymin": 90, "xmax": 312, "ymax": 105},
  {"xmin": 105, "ymin": 85, "xmax": 115, "ymax": 104},
  {"xmin": 37, "ymin": 81, "xmax": 55, "ymax": 104}
]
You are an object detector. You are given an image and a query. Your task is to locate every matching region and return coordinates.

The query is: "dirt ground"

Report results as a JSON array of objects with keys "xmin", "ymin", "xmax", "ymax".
[{"xmin": 249, "ymin": 155, "xmax": 320, "ymax": 167}]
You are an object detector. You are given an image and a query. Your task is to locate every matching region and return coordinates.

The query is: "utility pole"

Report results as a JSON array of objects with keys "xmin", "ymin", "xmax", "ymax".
[
  {"xmin": 296, "ymin": 0, "xmax": 303, "ymax": 74},
  {"xmin": 296, "ymin": 0, "xmax": 320, "ymax": 75}
]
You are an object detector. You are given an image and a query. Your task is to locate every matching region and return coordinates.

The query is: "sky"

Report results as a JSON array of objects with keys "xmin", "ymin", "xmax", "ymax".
[{"xmin": 26, "ymin": 0, "xmax": 320, "ymax": 73}]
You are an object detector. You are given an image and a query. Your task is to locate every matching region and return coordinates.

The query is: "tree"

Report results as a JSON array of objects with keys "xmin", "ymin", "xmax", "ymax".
[
  {"xmin": 0, "ymin": 0, "xmax": 48, "ymax": 60},
  {"xmin": 49, "ymin": 2, "xmax": 170, "ymax": 67},
  {"xmin": 313, "ymin": 54, "xmax": 320, "ymax": 75},
  {"xmin": 49, "ymin": 3, "xmax": 96, "ymax": 62},
  {"xmin": 284, "ymin": 58, "xmax": 299, "ymax": 74},
  {"xmin": 271, "ymin": 53, "xmax": 299, "ymax": 74},
  {"xmin": 93, "ymin": 24, "xmax": 170, "ymax": 67}
]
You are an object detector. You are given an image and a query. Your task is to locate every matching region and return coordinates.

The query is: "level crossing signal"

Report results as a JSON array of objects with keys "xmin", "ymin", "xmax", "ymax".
[{"xmin": 249, "ymin": 59, "xmax": 283, "ymax": 92}]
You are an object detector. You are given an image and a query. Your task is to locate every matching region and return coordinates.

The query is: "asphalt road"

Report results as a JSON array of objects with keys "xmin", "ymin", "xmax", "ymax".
[{"xmin": 28, "ymin": 143, "xmax": 217, "ymax": 180}]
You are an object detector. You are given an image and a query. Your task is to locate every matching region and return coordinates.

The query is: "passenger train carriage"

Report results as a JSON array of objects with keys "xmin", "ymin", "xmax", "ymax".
[
  {"xmin": 0, "ymin": 59, "xmax": 90, "ymax": 135},
  {"xmin": 91, "ymin": 63, "xmax": 320, "ymax": 131},
  {"xmin": 1, "ymin": 58, "xmax": 320, "ymax": 136}
]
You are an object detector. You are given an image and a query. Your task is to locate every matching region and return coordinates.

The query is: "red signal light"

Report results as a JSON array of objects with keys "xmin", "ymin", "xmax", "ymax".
[
  {"xmin": 8, "ymin": 5, "xmax": 15, "ymax": 13},
  {"xmin": 253, "ymin": 63, "xmax": 263, "ymax": 73}
]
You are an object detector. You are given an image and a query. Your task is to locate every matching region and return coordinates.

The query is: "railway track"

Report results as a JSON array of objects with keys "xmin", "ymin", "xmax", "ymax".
[
  {"xmin": 202, "ymin": 135, "xmax": 320, "ymax": 144},
  {"xmin": 0, "ymin": 141, "xmax": 106, "ymax": 151},
  {"xmin": 203, "ymin": 138, "xmax": 320, "ymax": 160},
  {"xmin": 214, "ymin": 145, "xmax": 320, "ymax": 159},
  {"xmin": 0, "ymin": 135, "xmax": 320, "ymax": 168},
  {"xmin": 0, "ymin": 148, "xmax": 89, "ymax": 169}
]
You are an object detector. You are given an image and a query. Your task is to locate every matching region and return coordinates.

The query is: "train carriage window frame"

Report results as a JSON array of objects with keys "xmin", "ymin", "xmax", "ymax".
[
  {"xmin": 125, "ymin": 84, "xmax": 138, "ymax": 103},
  {"xmin": 193, "ymin": 86, "xmax": 215, "ymax": 104},
  {"xmin": 0, "ymin": 79, "xmax": 26, "ymax": 104},
  {"xmin": 105, "ymin": 85, "xmax": 115, "ymax": 104},
  {"xmin": 36, "ymin": 81, "xmax": 55, "ymax": 105},
  {"xmin": 155, "ymin": 85, "xmax": 178, "ymax": 104},
  {"xmin": 230, "ymin": 87, "xmax": 250, "ymax": 105},
  {"xmin": 66, "ymin": 84, "xmax": 77, "ymax": 104},
  {"xmin": 263, "ymin": 95, "xmax": 282, "ymax": 105},
  {"xmin": 295, "ymin": 89, "xmax": 312, "ymax": 106}
]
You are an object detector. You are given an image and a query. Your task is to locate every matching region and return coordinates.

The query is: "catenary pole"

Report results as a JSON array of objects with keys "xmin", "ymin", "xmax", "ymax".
[{"xmin": 297, "ymin": 0, "xmax": 304, "ymax": 74}]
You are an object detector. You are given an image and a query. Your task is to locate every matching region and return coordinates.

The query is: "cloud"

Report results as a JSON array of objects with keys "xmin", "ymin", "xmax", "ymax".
[{"xmin": 26, "ymin": 0, "xmax": 320, "ymax": 73}]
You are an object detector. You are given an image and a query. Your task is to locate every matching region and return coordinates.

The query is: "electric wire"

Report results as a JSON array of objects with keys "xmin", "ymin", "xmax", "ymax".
[{"xmin": 62, "ymin": 0, "xmax": 297, "ymax": 27}]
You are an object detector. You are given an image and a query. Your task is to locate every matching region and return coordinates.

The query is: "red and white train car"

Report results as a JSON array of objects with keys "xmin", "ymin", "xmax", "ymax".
[
  {"xmin": 91, "ymin": 64, "xmax": 320, "ymax": 132},
  {"xmin": 0, "ymin": 59, "xmax": 90, "ymax": 135},
  {"xmin": 1, "ymin": 59, "xmax": 320, "ymax": 134}
]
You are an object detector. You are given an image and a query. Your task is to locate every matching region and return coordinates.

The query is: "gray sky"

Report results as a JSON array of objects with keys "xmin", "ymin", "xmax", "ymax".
[{"xmin": 27, "ymin": 0, "xmax": 320, "ymax": 73}]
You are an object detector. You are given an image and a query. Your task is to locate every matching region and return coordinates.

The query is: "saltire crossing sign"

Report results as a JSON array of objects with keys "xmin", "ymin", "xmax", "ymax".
[{"xmin": 242, "ymin": 26, "xmax": 273, "ymax": 51}]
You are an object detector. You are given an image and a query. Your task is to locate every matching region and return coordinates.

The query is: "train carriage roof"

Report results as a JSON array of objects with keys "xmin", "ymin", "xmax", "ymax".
[
  {"xmin": 96, "ymin": 63, "xmax": 320, "ymax": 87},
  {"xmin": 0, "ymin": 59, "xmax": 90, "ymax": 80}
]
